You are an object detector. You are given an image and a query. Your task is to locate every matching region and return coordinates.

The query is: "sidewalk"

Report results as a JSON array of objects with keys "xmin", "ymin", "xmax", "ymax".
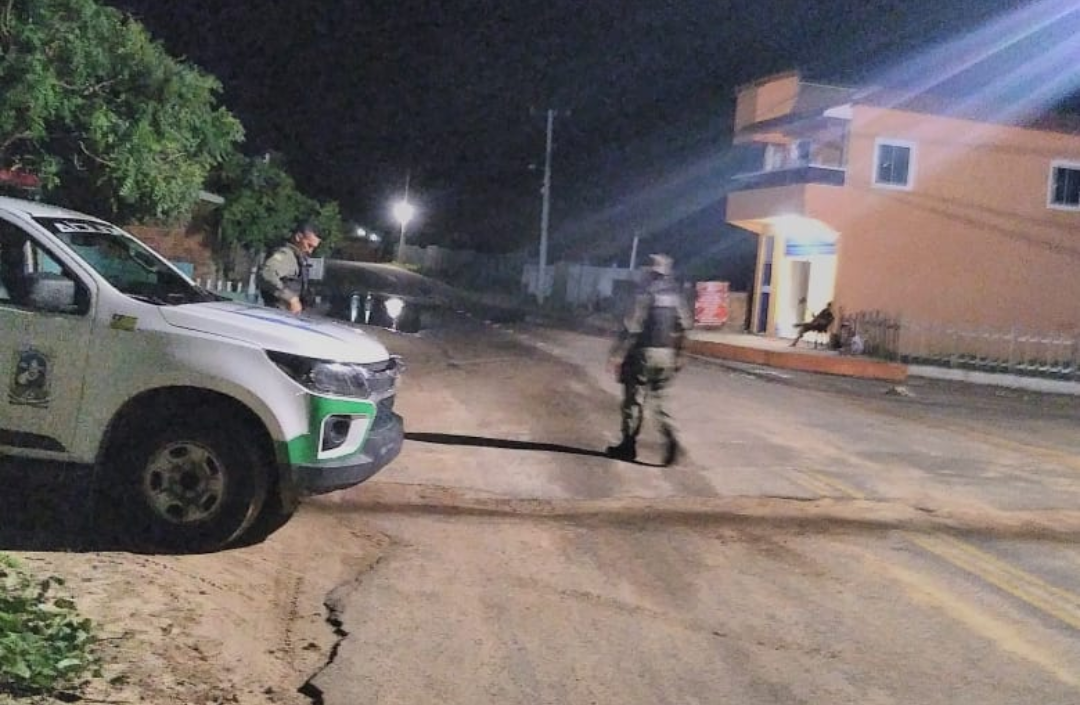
[
  {"xmin": 685, "ymin": 329, "xmax": 1080, "ymax": 396},
  {"xmin": 685, "ymin": 329, "xmax": 909, "ymax": 383},
  {"xmin": 515, "ymin": 305, "xmax": 1079, "ymax": 395},
  {"xmin": 520, "ymin": 309, "xmax": 910, "ymax": 384}
]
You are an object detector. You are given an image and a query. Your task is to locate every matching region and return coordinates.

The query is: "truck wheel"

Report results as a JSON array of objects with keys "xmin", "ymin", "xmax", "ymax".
[{"xmin": 112, "ymin": 417, "xmax": 269, "ymax": 552}]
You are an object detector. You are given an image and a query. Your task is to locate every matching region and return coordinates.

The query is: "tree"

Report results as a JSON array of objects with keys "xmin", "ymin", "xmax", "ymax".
[
  {"xmin": 212, "ymin": 154, "xmax": 344, "ymax": 256},
  {"xmin": 311, "ymin": 200, "xmax": 345, "ymax": 254},
  {"xmin": 0, "ymin": 0, "xmax": 243, "ymax": 222}
]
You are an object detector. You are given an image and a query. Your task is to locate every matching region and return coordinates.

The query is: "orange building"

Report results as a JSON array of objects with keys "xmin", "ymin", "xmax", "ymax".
[{"xmin": 726, "ymin": 71, "xmax": 1080, "ymax": 347}]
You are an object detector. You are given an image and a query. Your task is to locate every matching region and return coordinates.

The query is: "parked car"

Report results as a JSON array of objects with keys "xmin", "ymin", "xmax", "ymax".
[
  {"xmin": 0, "ymin": 196, "xmax": 404, "ymax": 551},
  {"xmin": 323, "ymin": 290, "xmax": 426, "ymax": 333},
  {"xmin": 314, "ymin": 260, "xmax": 456, "ymax": 334}
]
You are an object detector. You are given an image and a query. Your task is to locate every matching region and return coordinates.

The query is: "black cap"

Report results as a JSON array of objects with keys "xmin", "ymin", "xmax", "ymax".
[{"xmin": 293, "ymin": 220, "xmax": 319, "ymax": 236}]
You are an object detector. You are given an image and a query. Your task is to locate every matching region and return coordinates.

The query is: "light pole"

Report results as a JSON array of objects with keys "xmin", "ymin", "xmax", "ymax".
[
  {"xmin": 393, "ymin": 199, "xmax": 415, "ymax": 262},
  {"xmin": 536, "ymin": 108, "xmax": 555, "ymax": 305}
]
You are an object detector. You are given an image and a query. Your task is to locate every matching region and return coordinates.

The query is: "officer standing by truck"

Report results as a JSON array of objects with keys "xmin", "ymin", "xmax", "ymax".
[
  {"xmin": 259, "ymin": 221, "xmax": 321, "ymax": 313},
  {"xmin": 606, "ymin": 253, "xmax": 694, "ymax": 466}
]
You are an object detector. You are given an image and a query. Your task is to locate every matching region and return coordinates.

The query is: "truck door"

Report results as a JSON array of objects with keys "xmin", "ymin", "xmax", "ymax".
[{"xmin": 0, "ymin": 220, "xmax": 94, "ymax": 459}]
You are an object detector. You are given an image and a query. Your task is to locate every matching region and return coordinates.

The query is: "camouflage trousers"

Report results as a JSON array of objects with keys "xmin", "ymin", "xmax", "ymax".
[{"xmin": 619, "ymin": 348, "xmax": 679, "ymax": 441}]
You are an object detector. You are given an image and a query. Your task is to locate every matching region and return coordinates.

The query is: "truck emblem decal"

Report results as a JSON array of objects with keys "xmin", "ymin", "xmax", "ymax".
[
  {"xmin": 9, "ymin": 347, "xmax": 51, "ymax": 408},
  {"xmin": 110, "ymin": 314, "xmax": 139, "ymax": 331}
]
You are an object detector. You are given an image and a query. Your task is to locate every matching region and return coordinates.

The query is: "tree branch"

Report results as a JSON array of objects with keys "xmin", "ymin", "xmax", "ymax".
[
  {"xmin": 1, "ymin": 0, "xmax": 14, "ymax": 38},
  {"xmin": 78, "ymin": 140, "xmax": 116, "ymax": 168},
  {"xmin": 58, "ymin": 77, "xmax": 121, "ymax": 96},
  {"xmin": 83, "ymin": 78, "xmax": 120, "ymax": 95},
  {"xmin": 0, "ymin": 130, "xmax": 34, "ymax": 156}
]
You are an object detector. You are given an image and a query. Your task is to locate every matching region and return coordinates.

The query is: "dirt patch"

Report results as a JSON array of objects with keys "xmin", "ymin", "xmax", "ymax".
[
  {"xmin": 315, "ymin": 482, "xmax": 1080, "ymax": 544},
  {"xmin": 4, "ymin": 509, "xmax": 389, "ymax": 705}
]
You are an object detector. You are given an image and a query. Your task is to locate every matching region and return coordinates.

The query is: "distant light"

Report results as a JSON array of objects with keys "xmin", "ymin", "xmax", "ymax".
[
  {"xmin": 385, "ymin": 296, "xmax": 405, "ymax": 320},
  {"xmin": 393, "ymin": 200, "xmax": 416, "ymax": 227},
  {"xmin": 355, "ymin": 227, "xmax": 367, "ymax": 237},
  {"xmin": 369, "ymin": 232, "xmax": 382, "ymax": 243}
]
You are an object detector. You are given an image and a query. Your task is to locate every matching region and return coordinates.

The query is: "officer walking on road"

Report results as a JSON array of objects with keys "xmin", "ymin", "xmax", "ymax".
[
  {"xmin": 606, "ymin": 253, "xmax": 694, "ymax": 465},
  {"xmin": 258, "ymin": 221, "xmax": 321, "ymax": 314}
]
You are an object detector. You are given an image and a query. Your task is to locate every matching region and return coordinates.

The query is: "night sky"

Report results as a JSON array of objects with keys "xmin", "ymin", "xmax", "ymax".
[{"xmin": 105, "ymin": 0, "xmax": 1072, "ymax": 261}]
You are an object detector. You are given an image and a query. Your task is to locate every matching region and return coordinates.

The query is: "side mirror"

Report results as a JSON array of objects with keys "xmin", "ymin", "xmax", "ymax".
[{"xmin": 26, "ymin": 273, "xmax": 78, "ymax": 313}]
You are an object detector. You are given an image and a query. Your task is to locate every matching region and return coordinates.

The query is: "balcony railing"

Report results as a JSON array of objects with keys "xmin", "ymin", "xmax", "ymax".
[{"xmin": 729, "ymin": 164, "xmax": 846, "ymax": 192}]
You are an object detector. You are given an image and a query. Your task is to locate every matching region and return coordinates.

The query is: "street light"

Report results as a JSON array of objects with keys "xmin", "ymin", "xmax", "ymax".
[{"xmin": 393, "ymin": 199, "xmax": 416, "ymax": 262}]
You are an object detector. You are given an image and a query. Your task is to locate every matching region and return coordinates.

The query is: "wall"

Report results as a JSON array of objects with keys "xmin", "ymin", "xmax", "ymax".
[
  {"xmin": 521, "ymin": 262, "xmax": 640, "ymax": 307},
  {"xmin": 400, "ymin": 244, "xmax": 526, "ymax": 291},
  {"xmin": 829, "ymin": 105, "xmax": 1080, "ymax": 333},
  {"xmin": 727, "ymin": 291, "xmax": 749, "ymax": 331},
  {"xmin": 733, "ymin": 72, "xmax": 800, "ymax": 134},
  {"xmin": 126, "ymin": 222, "xmax": 216, "ymax": 281},
  {"xmin": 728, "ymin": 184, "xmax": 809, "ymax": 224},
  {"xmin": 730, "ymin": 104, "xmax": 1080, "ymax": 336},
  {"xmin": 333, "ymin": 239, "xmax": 381, "ymax": 262}
]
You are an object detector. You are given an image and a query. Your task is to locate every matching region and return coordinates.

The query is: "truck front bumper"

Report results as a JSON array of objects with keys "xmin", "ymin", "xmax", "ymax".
[{"xmin": 282, "ymin": 411, "xmax": 404, "ymax": 499}]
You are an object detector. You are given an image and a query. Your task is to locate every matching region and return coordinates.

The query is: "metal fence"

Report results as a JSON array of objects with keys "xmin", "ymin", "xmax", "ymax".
[
  {"xmin": 841, "ymin": 311, "xmax": 1080, "ymax": 381},
  {"xmin": 841, "ymin": 310, "xmax": 901, "ymax": 360},
  {"xmin": 194, "ymin": 277, "xmax": 259, "ymax": 303}
]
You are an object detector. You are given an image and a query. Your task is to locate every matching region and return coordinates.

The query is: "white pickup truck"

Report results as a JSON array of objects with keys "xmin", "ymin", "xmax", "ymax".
[{"xmin": 0, "ymin": 196, "xmax": 404, "ymax": 551}]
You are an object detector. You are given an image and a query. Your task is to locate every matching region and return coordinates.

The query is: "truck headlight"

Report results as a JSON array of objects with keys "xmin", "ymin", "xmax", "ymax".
[{"xmin": 266, "ymin": 351, "xmax": 371, "ymax": 398}]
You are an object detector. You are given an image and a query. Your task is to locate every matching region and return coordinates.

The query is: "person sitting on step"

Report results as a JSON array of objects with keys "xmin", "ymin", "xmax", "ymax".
[{"xmin": 791, "ymin": 301, "xmax": 834, "ymax": 348}]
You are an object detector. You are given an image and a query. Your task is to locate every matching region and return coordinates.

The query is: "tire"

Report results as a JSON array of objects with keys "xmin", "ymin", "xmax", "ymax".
[{"xmin": 110, "ymin": 417, "xmax": 269, "ymax": 552}]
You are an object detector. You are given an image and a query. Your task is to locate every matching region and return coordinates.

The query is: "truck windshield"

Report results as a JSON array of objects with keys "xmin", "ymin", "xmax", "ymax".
[{"xmin": 33, "ymin": 216, "xmax": 220, "ymax": 306}]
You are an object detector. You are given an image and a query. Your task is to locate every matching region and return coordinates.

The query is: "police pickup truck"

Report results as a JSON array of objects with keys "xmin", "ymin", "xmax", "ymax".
[{"xmin": 0, "ymin": 196, "xmax": 403, "ymax": 550}]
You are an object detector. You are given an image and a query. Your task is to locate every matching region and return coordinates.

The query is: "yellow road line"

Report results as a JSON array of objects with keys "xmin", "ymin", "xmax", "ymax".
[
  {"xmin": 881, "ymin": 560, "xmax": 1080, "ymax": 689},
  {"xmin": 933, "ymin": 533, "xmax": 1080, "ymax": 610},
  {"xmin": 853, "ymin": 399, "xmax": 1080, "ymax": 476},
  {"xmin": 1059, "ymin": 549, "xmax": 1080, "ymax": 573},
  {"xmin": 912, "ymin": 534, "xmax": 1080, "ymax": 632},
  {"xmin": 790, "ymin": 472, "xmax": 836, "ymax": 497},
  {"xmin": 959, "ymin": 430, "xmax": 1080, "ymax": 474},
  {"xmin": 803, "ymin": 471, "xmax": 866, "ymax": 500},
  {"xmin": 803, "ymin": 470, "xmax": 1080, "ymax": 633}
]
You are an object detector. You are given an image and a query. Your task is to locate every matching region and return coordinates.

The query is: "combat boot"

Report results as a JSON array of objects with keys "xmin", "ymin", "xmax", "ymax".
[
  {"xmin": 605, "ymin": 437, "xmax": 637, "ymax": 461},
  {"xmin": 662, "ymin": 432, "xmax": 683, "ymax": 467}
]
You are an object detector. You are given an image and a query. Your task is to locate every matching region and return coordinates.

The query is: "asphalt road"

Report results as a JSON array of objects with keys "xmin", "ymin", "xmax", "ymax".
[{"xmin": 304, "ymin": 316, "xmax": 1080, "ymax": 705}]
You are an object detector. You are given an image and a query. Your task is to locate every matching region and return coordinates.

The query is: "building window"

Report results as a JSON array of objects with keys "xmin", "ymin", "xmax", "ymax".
[
  {"xmin": 872, "ymin": 139, "xmax": 915, "ymax": 190},
  {"xmin": 1048, "ymin": 161, "xmax": 1080, "ymax": 210}
]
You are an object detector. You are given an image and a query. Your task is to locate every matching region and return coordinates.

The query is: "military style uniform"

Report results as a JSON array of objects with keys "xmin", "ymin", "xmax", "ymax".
[
  {"xmin": 607, "ymin": 264, "xmax": 694, "ymax": 465},
  {"xmin": 258, "ymin": 242, "xmax": 309, "ymax": 311}
]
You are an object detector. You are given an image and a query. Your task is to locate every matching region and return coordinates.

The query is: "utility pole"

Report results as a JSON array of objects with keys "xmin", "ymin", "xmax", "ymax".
[
  {"xmin": 536, "ymin": 109, "xmax": 555, "ymax": 305},
  {"xmin": 395, "ymin": 169, "xmax": 410, "ymax": 261}
]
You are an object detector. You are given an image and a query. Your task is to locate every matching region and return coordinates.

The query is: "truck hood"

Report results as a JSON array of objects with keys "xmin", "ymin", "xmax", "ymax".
[{"xmin": 159, "ymin": 302, "xmax": 390, "ymax": 364}]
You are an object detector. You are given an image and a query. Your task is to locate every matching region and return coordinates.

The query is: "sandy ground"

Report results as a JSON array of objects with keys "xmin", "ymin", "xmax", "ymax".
[
  {"xmin": 4, "ymin": 509, "xmax": 387, "ymax": 705},
  {"xmin": 3, "ymin": 318, "xmax": 1080, "ymax": 704}
]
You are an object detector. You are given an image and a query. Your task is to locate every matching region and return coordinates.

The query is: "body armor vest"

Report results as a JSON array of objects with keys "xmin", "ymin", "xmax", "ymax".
[{"xmin": 638, "ymin": 280, "xmax": 685, "ymax": 350}]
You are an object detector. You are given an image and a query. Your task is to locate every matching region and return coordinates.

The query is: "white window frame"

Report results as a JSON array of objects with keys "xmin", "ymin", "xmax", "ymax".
[
  {"xmin": 871, "ymin": 138, "xmax": 916, "ymax": 191},
  {"xmin": 1047, "ymin": 159, "xmax": 1080, "ymax": 211}
]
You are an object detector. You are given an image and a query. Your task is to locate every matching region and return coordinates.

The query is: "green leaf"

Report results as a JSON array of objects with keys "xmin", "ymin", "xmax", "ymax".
[
  {"xmin": 10, "ymin": 659, "xmax": 31, "ymax": 679},
  {"xmin": 1, "ymin": 0, "xmax": 243, "ymax": 223}
]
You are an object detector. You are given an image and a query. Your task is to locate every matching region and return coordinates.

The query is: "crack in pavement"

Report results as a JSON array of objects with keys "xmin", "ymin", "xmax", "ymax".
[{"xmin": 297, "ymin": 552, "xmax": 390, "ymax": 705}]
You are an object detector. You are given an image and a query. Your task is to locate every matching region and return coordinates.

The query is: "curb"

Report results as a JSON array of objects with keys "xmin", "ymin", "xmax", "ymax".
[
  {"xmin": 909, "ymin": 365, "xmax": 1080, "ymax": 397},
  {"xmin": 684, "ymin": 339, "xmax": 909, "ymax": 383}
]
